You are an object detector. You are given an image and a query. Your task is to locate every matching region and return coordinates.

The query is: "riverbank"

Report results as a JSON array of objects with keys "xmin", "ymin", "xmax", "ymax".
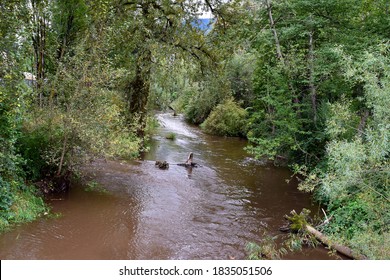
[
  {"xmin": 0, "ymin": 113, "xmax": 334, "ymax": 260},
  {"xmin": 0, "ymin": 184, "xmax": 46, "ymax": 233}
]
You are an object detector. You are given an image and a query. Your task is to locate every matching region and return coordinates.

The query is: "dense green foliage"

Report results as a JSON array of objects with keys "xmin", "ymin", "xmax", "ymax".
[
  {"xmin": 244, "ymin": 0, "xmax": 389, "ymax": 259},
  {"xmin": 309, "ymin": 48, "xmax": 390, "ymax": 259},
  {"xmin": 0, "ymin": 67, "xmax": 46, "ymax": 230},
  {"xmin": 149, "ymin": 0, "xmax": 389, "ymax": 258},
  {"xmin": 1, "ymin": 0, "xmax": 389, "ymax": 259},
  {"xmin": 201, "ymin": 98, "xmax": 248, "ymax": 136},
  {"xmin": 0, "ymin": 0, "xmax": 238, "ymax": 229}
]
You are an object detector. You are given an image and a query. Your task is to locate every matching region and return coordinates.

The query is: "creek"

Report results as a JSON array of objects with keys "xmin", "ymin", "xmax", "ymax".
[{"xmin": 0, "ymin": 113, "xmax": 334, "ymax": 259}]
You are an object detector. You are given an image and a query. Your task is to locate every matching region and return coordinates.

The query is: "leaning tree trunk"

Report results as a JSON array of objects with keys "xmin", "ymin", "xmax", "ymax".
[{"xmin": 265, "ymin": 0, "xmax": 284, "ymax": 64}]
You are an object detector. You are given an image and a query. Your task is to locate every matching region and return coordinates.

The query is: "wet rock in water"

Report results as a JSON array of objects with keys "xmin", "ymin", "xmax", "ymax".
[{"xmin": 155, "ymin": 160, "xmax": 169, "ymax": 170}]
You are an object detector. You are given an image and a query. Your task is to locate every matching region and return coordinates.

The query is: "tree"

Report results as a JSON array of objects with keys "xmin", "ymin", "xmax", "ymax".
[
  {"xmin": 1, "ymin": 0, "xmax": 47, "ymax": 230},
  {"xmin": 297, "ymin": 44, "xmax": 390, "ymax": 259},
  {"xmin": 110, "ymin": 0, "xmax": 242, "ymax": 143},
  {"xmin": 245, "ymin": 0, "xmax": 390, "ymax": 164}
]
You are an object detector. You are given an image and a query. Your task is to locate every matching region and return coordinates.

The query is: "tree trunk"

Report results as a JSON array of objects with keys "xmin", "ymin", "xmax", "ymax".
[
  {"xmin": 265, "ymin": 0, "xmax": 300, "ymax": 116},
  {"xmin": 304, "ymin": 224, "xmax": 367, "ymax": 260},
  {"xmin": 267, "ymin": 105, "xmax": 276, "ymax": 135},
  {"xmin": 57, "ymin": 133, "xmax": 68, "ymax": 176},
  {"xmin": 308, "ymin": 30, "xmax": 317, "ymax": 124},
  {"xmin": 357, "ymin": 110, "xmax": 369, "ymax": 137},
  {"xmin": 32, "ymin": 0, "xmax": 46, "ymax": 107},
  {"xmin": 58, "ymin": 13, "xmax": 75, "ymax": 61},
  {"xmin": 265, "ymin": 0, "xmax": 284, "ymax": 64}
]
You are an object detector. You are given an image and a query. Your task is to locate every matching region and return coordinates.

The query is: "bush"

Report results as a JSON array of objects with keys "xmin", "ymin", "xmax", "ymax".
[
  {"xmin": 1, "ymin": 83, "xmax": 46, "ymax": 231},
  {"xmin": 0, "ymin": 176, "xmax": 46, "ymax": 232},
  {"xmin": 0, "ymin": 176, "xmax": 14, "ymax": 220},
  {"xmin": 9, "ymin": 187, "xmax": 46, "ymax": 225},
  {"xmin": 201, "ymin": 98, "xmax": 248, "ymax": 137},
  {"xmin": 16, "ymin": 122, "xmax": 62, "ymax": 180}
]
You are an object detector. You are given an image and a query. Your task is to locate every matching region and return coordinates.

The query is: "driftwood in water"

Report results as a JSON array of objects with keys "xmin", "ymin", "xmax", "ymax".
[
  {"xmin": 155, "ymin": 153, "xmax": 199, "ymax": 170},
  {"xmin": 155, "ymin": 160, "xmax": 169, "ymax": 169},
  {"xmin": 284, "ymin": 210, "xmax": 367, "ymax": 260},
  {"xmin": 168, "ymin": 105, "xmax": 177, "ymax": 116},
  {"xmin": 177, "ymin": 152, "xmax": 199, "ymax": 167},
  {"xmin": 177, "ymin": 162, "xmax": 198, "ymax": 167},
  {"xmin": 186, "ymin": 152, "xmax": 193, "ymax": 165}
]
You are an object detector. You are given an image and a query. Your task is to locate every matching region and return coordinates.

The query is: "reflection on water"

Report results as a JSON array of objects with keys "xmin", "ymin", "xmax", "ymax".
[{"xmin": 0, "ymin": 113, "xmax": 334, "ymax": 260}]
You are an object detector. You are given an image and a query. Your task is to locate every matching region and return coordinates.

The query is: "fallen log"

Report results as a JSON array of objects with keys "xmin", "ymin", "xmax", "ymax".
[
  {"xmin": 155, "ymin": 153, "xmax": 200, "ymax": 170},
  {"xmin": 177, "ymin": 162, "xmax": 198, "ymax": 167},
  {"xmin": 304, "ymin": 223, "xmax": 367, "ymax": 260},
  {"xmin": 285, "ymin": 209, "xmax": 367, "ymax": 260}
]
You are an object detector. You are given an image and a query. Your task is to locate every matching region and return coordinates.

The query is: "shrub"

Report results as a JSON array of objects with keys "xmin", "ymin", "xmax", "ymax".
[
  {"xmin": 0, "ymin": 176, "xmax": 14, "ymax": 220},
  {"xmin": 16, "ymin": 122, "xmax": 62, "ymax": 180},
  {"xmin": 201, "ymin": 98, "xmax": 248, "ymax": 137},
  {"xmin": 10, "ymin": 187, "xmax": 46, "ymax": 225}
]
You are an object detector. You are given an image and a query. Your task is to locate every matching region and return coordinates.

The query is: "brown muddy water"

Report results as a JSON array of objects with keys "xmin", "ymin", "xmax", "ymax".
[{"xmin": 0, "ymin": 113, "xmax": 336, "ymax": 260}]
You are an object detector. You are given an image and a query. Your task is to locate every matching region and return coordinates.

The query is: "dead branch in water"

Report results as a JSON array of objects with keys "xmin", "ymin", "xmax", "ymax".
[
  {"xmin": 156, "ymin": 152, "xmax": 200, "ymax": 169},
  {"xmin": 177, "ymin": 152, "xmax": 199, "ymax": 167}
]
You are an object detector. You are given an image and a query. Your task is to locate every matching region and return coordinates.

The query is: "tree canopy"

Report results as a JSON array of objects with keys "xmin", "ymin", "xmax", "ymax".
[{"xmin": 0, "ymin": 0, "xmax": 389, "ymax": 259}]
